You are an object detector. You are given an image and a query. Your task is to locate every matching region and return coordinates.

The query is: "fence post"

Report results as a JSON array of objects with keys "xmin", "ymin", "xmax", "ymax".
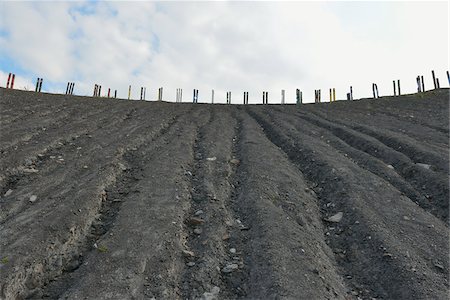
[
  {"xmin": 10, "ymin": 74, "xmax": 15, "ymax": 89},
  {"xmin": 397, "ymin": 80, "xmax": 401, "ymax": 95},
  {"xmin": 66, "ymin": 82, "xmax": 70, "ymax": 94},
  {"xmin": 436, "ymin": 78, "xmax": 440, "ymax": 89},
  {"xmin": 211, "ymin": 89, "xmax": 214, "ymax": 104},
  {"xmin": 432, "ymin": 70, "xmax": 437, "ymax": 89},
  {"xmin": 114, "ymin": 90, "xmax": 117, "ymax": 98},
  {"xmin": 71, "ymin": 83, "xmax": 75, "ymax": 95},
  {"xmin": 281, "ymin": 89, "xmax": 285, "ymax": 104},
  {"xmin": 35, "ymin": 78, "xmax": 40, "ymax": 92},
  {"xmin": 393, "ymin": 80, "xmax": 396, "ymax": 96},
  {"xmin": 333, "ymin": 88, "xmax": 336, "ymax": 101},
  {"xmin": 128, "ymin": 85, "xmax": 131, "ymax": 99},
  {"xmin": 447, "ymin": 71, "xmax": 450, "ymax": 85},
  {"xmin": 6, "ymin": 73, "xmax": 11, "ymax": 88},
  {"xmin": 108, "ymin": 88, "xmax": 111, "ymax": 98},
  {"xmin": 350, "ymin": 86, "xmax": 353, "ymax": 100},
  {"xmin": 416, "ymin": 76, "xmax": 421, "ymax": 92}
]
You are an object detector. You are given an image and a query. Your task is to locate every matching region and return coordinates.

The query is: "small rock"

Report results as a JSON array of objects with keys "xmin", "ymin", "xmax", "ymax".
[
  {"xmin": 434, "ymin": 262, "xmax": 444, "ymax": 271},
  {"xmin": 206, "ymin": 157, "xmax": 217, "ymax": 161},
  {"xmin": 222, "ymin": 233, "xmax": 230, "ymax": 241},
  {"xmin": 187, "ymin": 217, "xmax": 205, "ymax": 226},
  {"xmin": 229, "ymin": 248, "xmax": 236, "ymax": 254},
  {"xmin": 182, "ymin": 250, "xmax": 195, "ymax": 258},
  {"xmin": 29, "ymin": 195, "xmax": 38, "ymax": 203},
  {"xmin": 185, "ymin": 171, "xmax": 193, "ymax": 176},
  {"xmin": 387, "ymin": 165, "xmax": 394, "ymax": 169},
  {"xmin": 325, "ymin": 212, "xmax": 343, "ymax": 223},
  {"xmin": 403, "ymin": 216, "xmax": 410, "ymax": 220},
  {"xmin": 24, "ymin": 158, "xmax": 33, "ymax": 166},
  {"xmin": 23, "ymin": 168, "xmax": 39, "ymax": 174},
  {"xmin": 230, "ymin": 158, "xmax": 240, "ymax": 165},
  {"xmin": 416, "ymin": 163, "xmax": 432, "ymax": 170},
  {"xmin": 201, "ymin": 286, "xmax": 220, "ymax": 300},
  {"xmin": 194, "ymin": 210, "xmax": 204, "ymax": 216},
  {"xmin": 222, "ymin": 263, "xmax": 238, "ymax": 273},
  {"xmin": 187, "ymin": 262, "xmax": 196, "ymax": 267},
  {"xmin": 118, "ymin": 163, "xmax": 127, "ymax": 171},
  {"xmin": 193, "ymin": 228, "xmax": 202, "ymax": 235},
  {"xmin": 4, "ymin": 189, "xmax": 13, "ymax": 197}
]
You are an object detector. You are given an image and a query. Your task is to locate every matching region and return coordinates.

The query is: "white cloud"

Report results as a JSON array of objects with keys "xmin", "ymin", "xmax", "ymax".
[{"xmin": 0, "ymin": 1, "xmax": 448, "ymax": 103}]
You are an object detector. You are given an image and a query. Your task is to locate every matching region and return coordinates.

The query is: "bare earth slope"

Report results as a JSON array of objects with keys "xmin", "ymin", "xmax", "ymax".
[{"xmin": 0, "ymin": 87, "xmax": 448, "ymax": 299}]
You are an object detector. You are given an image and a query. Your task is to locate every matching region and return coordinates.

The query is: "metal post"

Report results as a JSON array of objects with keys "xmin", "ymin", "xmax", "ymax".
[
  {"xmin": 393, "ymin": 80, "xmax": 396, "ymax": 96},
  {"xmin": 281, "ymin": 89, "xmax": 285, "ymax": 104},
  {"xmin": 421, "ymin": 76, "xmax": 424, "ymax": 92},
  {"xmin": 436, "ymin": 78, "xmax": 440, "ymax": 89},
  {"xmin": 71, "ymin": 83, "xmax": 75, "ymax": 95},
  {"xmin": 447, "ymin": 71, "xmax": 450, "ymax": 85},
  {"xmin": 38, "ymin": 78, "xmax": 43, "ymax": 92},
  {"xmin": 93, "ymin": 85, "xmax": 97, "ymax": 97},
  {"xmin": 373, "ymin": 84, "xmax": 376, "ymax": 98},
  {"xmin": 108, "ymin": 88, "xmax": 111, "ymax": 98},
  {"xmin": 66, "ymin": 82, "xmax": 70, "ymax": 94},
  {"xmin": 114, "ymin": 90, "xmax": 117, "ymax": 98},
  {"xmin": 212, "ymin": 89, "xmax": 214, "ymax": 104},
  {"xmin": 350, "ymin": 86, "xmax": 353, "ymax": 100},
  {"xmin": 416, "ymin": 76, "xmax": 421, "ymax": 92},
  {"xmin": 35, "ymin": 78, "xmax": 40, "ymax": 92},
  {"xmin": 333, "ymin": 88, "xmax": 336, "ymax": 101},
  {"xmin": 397, "ymin": 80, "xmax": 401, "ymax": 95}
]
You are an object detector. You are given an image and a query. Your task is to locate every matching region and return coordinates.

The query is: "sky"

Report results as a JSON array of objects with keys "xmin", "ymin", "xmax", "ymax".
[{"xmin": 0, "ymin": 1, "xmax": 448, "ymax": 104}]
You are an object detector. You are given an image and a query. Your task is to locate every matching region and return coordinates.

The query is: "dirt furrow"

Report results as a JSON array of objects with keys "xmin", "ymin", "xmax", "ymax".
[
  {"xmin": 220, "ymin": 108, "xmax": 348, "ymax": 299},
  {"xmin": 53, "ymin": 107, "xmax": 209, "ymax": 299},
  {"xmin": 247, "ymin": 107, "xmax": 448, "ymax": 299},
  {"xmin": 180, "ymin": 106, "xmax": 240, "ymax": 299},
  {"xmin": 0, "ymin": 106, "xmax": 188, "ymax": 299},
  {"xmin": 302, "ymin": 108, "xmax": 448, "ymax": 175},
  {"xmin": 272, "ymin": 108, "xmax": 448, "ymax": 223}
]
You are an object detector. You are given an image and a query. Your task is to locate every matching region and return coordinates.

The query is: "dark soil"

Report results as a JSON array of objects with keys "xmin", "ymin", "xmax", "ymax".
[{"xmin": 0, "ymin": 87, "xmax": 448, "ymax": 299}]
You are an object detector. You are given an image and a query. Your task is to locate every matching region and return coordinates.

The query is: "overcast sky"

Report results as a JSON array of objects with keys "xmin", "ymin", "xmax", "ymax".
[{"xmin": 0, "ymin": 1, "xmax": 448, "ymax": 103}]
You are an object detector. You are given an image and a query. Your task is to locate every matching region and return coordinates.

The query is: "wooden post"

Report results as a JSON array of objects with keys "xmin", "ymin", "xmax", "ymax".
[
  {"xmin": 350, "ymin": 86, "xmax": 353, "ymax": 100},
  {"xmin": 421, "ymin": 76, "xmax": 424, "ymax": 92},
  {"xmin": 393, "ymin": 80, "xmax": 396, "ymax": 96},
  {"xmin": 211, "ymin": 89, "xmax": 214, "ymax": 104},
  {"xmin": 38, "ymin": 78, "xmax": 43, "ymax": 92},
  {"xmin": 332, "ymin": 88, "xmax": 336, "ymax": 102},
  {"xmin": 93, "ymin": 85, "xmax": 97, "ymax": 97},
  {"xmin": 10, "ymin": 74, "xmax": 15, "ymax": 89},
  {"xmin": 6, "ymin": 73, "xmax": 11, "ymax": 88},
  {"xmin": 432, "ymin": 70, "xmax": 437, "ymax": 89},
  {"xmin": 436, "ymin": 78, "xmax": 440, "ymax": 88},
  {"xmin": 128, "ymin": 85, "xmax": 131, "ymax": 100},
  {"xmin": 281, "ymin": 89, "xmax": 285, "ymax": 104},
  {"xmin": 108, "ymin": 88, "xmax": 111, "ymax": 98},
  {"xmin": 66, "ymin": 82, "xmax": 70, "ymax": 94},
  {"xmin": 114, "ymin": 90, "xmax": 117, "ymax": 98},
  {"xmin": 397, "ymin": 80, "xmax": 401, "ymax": 95},
  {"xmin": 373, "ymin": 84, "xmax": 376, "ymax": 98},
  {"xmin": 35, "ymin": 78, "xmax": 40, "ymax": 92},
  {"xmin": 140, "ymin": 87, "xmax": 143, "ymax": 100},
  {"xmin": 416, "ymin": 76, "xmax": 421, "ymax": 92}
]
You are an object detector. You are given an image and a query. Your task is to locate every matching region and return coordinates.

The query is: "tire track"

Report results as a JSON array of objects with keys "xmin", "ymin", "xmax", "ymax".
[{"xmin": 247, "ymin": 107, "xmax": 448, "ymax": 300}]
